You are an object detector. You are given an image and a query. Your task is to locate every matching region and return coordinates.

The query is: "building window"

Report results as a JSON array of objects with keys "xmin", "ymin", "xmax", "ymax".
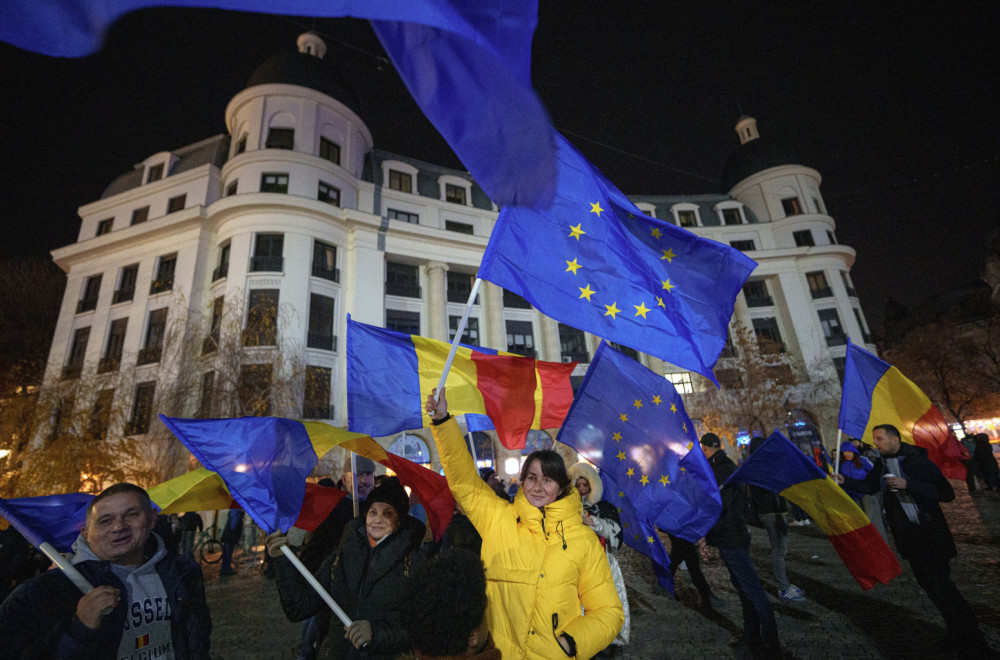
[
  {"xmin": 806, "ymin": 271, "xmax": 833, "ymax": 299},
  {"xmin": 77, "ymin": 275, "xmax": 102, "ymax": 314},
  {"xmin": 677, "ymin": 210, "xmax": 697, "ymax": 227},
  {"xmin": 841, "ymin": 272, "xmax": 856, "ymax": 297},
  {"xmin": 752, "ymin": 317, "xmax": 784, "ymax": 353},
  {"xmin": 445, "ymin": 184, "xmax": 467, "ymax": 205},
  {"xmin": 150, "ymin": 254, "xmax": 176, "ymax": 294},
  {"xmin": 385, "ymin": 261, "xmax": 421, "ymax": 298},
  {"xmin": 260, "ymin": 172, "xmax": 289, "ymax": 194},
  {"xmin": 146, "ymin": 164, "xmax": 163, "ymax": 183},
  {"xmin": 742, "ymin": 280, "xmax": 772, "ymax": 307},
  {"xmin": 235, "ymin": 136, "xmax": 247, "ymax": 155},
  {"xmin": 50, "ymin": 394, "xmax": 76, "ymax": 442},
  {"xmin": 818, "ymin": 308, "xmax": 847, "ymax": 346},
  {"xmin": 833, "ymin": 356, "xmax": 846, "ymax": 384},
  {"xmin": 225, "ymin": 180, "xmax": 238, "ymax": 197},
  {"xmin": 387, "ymin": 208, "xmax": 419, "ymax": 224},
  {"xmin": 730, "ymin": 239, "xmax": 756, "ymax": 252},
  {"xmin": 449, "ymin": 316, "xmax": 479, "ymax": 346},
  {"xmin": 213, "ymin": 243, "xmax": 230, "ymax": 282},
  {"xmin": 308, "ymin": 293, "xmax": 336, "ymax": 351},
  {"xmin": 238, "ymin": 365, "xmax": 272, "ymax": 416},
  {"xmin": 244, "ymin": 289, "xmax": 279, "ymax": 347},
  {"xmin": 827, "ymin": 230, "xmax": 837, "ymax": 245},
  {"xmin": 666, "ymin": 372, "xmax": 693, "ymax": 394},
  {"xmin": 197, "ymin": 371, "xmax": 215, "ymax": 418},
  {"xmin": 203, "ymin": 296, "xmax": 224, "ymax": 355},
  {"xmin": 445, "ymin": 220, "xmax": 474, "ymax": 234},
  {"xmin": 814, "ymin": 197, "xmax": 825, "ymax": 214},
  {"xmin": 266, "ymin": 127, "xmax": 294, "ymax": 150},
  {"xmin": 114, "ymin": 264, "xmax": 138, "ymax": 304},
  {"xmin": 386, "ymin": 309, "xmax": 420, "ymax": 335},
  {"xmin": 781, "ymin": 197, "xmax": 802, "ymax": 216},
  {"xmin": 388, "ymin": 169, "xmax": 412, "ymax": 193},
  {"xmin": 559, "ymin": 323, "xmax": 588, "ymax": 363},
  {"xmin": 138, "ymin": 308, "xmax": 167, "ymax": 365},
  {"xmin": 319, "ymin": 137, "xmax": 341, "ymax": 165},
  {"xmin": 88, "ymin": 389, "xmax": 114, "ymax": 439},
  {"xmin": 721, "ymin": 208, "xmax": 743, "ymax": 225},
  {"xmin": 99, "ymin": 318, "xmax": 127, "ymax": 373},
  {"xmin": 131, "ymin": 206, "xmax": 149, "ymax": 226},
  {"xmin": 793, "ymin": 230, "xmax": 814, "ymax": 247},
  {"xmin": 447, "ymin": 271, "xmax": 477, "ymax": 304},
  {"xmin": 312, "ymin": 241, "xmax": 339, "ymax": 282},
  {"xmin": 250, "ymin": 233, "xmax": 284, "ymax": 272},
  {"xmin": 503, "ymin": 289, "xmax": 532, "ymax": 309},
  {"xmin": 96, "ymin": 218, "xmax": 113, "ymax": 236},
  {"xmin": 318, "ymin": 181, "xmax": 341, "ymax": 206},
  {"xmin": 125, "ymin": 382, "xmax": 156, "ymax": 435},
  {"xmin": 63, "ymin": 327, "xmax": 90, "ymax": 380},
  {"xmin": 854, "ymin": 308, "xmax": 872, "ymax": 343},
  {"xmin": 167, "ymin": 195, "xmax": 186, "ymax": 214},
  {"xmin": 506, "ymin": 320, "xmax": 535, "ymax": 357},
  {"xmin": 303, "ymin": 366, "xmax": 332, "ymax": 419}
]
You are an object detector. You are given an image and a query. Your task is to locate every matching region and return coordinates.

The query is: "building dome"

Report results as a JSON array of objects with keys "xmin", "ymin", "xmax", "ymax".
[
  {"xmin": 246, "ymin": 34, "xmax": 361, "ymax": 115},
  {"xmin": 721, "ymin": 116, "xmax": 802, "ymax": 190}
]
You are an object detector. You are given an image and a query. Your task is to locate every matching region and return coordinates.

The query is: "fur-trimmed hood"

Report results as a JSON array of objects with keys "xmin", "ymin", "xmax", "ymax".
[{"xmin": 568, "ymin": 461, "xmax": 602, "ymax": 504}]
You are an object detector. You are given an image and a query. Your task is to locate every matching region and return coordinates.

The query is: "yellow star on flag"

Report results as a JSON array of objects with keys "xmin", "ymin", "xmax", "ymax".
[
  {"xmin": 651, "ymin": 227, "xmax": 663, "ymax": 239},
  {"xmin": 612, "ymin": 431, "xmax": 622, "ymax": 442},
  {"xmin": 661, "ymin": 248, "xmax": 676, "ymax": 262},
  {"xmin": 578, "ymin": 284, "xmax": 595, "ymax": 301},
  {"xmin": 647, "ymin": 536, "xmax": 655, "ymax": 544},
  {"xmin": 661, "ymin": 279, "xmax": 675, "ymax": 292},
  {"xmin": 616, "ymin": 451, "xmax": 626, "ymax": 461},
  {"xmin": 590, "ymin": 202, "xmax": 603, "ymax": 216},
  {"xmin": 569, "ymin": 224, "xmax": 586, "ymax": 240},
  {"xmin": 670, "ymin": 403, "xmax": 677, "ymax": 413},
  {"xmin": 565, "ymin": 258, "xmax": 581, "ymax": 274},
  {"xmin": 682, "ymin": 423, "xmax": 687, "ymax": 433},
  {"xmin": 656, "ymin": 296, "xmax": 665, "ymax": 308},
  {"xmin": 634, "ymin": 301, "xmax": 651, "ymax": 318},
  {"xmin": 622, "ymin": 520, "xmax": 628, "ymax": 527},
  {"xmin": 618, "ymin": 491, "xmax": 625, "ymax": 499},
  {"xmin": 686, "ymin": 442, "xmax": 694, "ymax": 450},
  {"xmin": 680, "ymin": 466, "xmax": 687, "ymax": 473},
  {"xmin": 626, "ymin": 467, "xmax": 635, "ymax": 477},
  {"xmin": 619, "ymin": 412, "xmax": 628, "ymax": 422},
  {"xmin": 604, "ymin": 302, "xmax": 621, "ymax": 319},
  {"xmin": 640, "ymin": 474, "xmax": 649, "ymax": 486},
  {"xmin": 659, "ymin": 475, "xmax": 670, "ymax": 486},
  {"xmin": 633, "ymin": 399, "xmax": 643, "ymax": 409},
  {"xmin": 652, "ymin": 395, "xmax": 662, "ymax": 406}
]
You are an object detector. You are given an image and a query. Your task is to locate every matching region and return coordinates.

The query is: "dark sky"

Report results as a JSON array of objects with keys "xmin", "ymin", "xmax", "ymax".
[{"xmin": 1, "ymin": 2, "xmax": 997, "ymax": 331}]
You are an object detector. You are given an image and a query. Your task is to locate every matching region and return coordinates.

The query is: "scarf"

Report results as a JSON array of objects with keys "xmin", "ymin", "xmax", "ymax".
[{"xmin": 883, "ymin": 457, "xmax": 921, "ymax": 524}]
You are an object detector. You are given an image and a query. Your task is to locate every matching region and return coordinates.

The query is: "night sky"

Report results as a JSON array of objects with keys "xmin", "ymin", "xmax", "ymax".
[{"xmin": 1, "ymin": 2, "xmax": 997, "ymax": 331}]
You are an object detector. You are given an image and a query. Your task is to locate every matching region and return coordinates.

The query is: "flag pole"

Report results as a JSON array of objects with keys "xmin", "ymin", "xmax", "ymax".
[
  {"xmin": 464, "ymin": 417, "xmax": 479, "ymax": 466},
  {"xmin": 350, "ymin": 452, "xmax": 360, "ymax": 517},
  {"xmin": 834, "ymin": 429, "xmax": 843, "ymax": 474},
  {"xmin": 434, "ymin": 278, "xmax": 483, "ymax": 394},
  {"xmin": 279, "ymin": 545, "xmax": 352, "ymax": 627}
]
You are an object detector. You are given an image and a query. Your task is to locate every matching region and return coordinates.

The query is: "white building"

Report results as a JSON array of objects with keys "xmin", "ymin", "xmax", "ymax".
[{"xmin": 39, "ymin": 35, "xmax": 875, "ymax": 478}]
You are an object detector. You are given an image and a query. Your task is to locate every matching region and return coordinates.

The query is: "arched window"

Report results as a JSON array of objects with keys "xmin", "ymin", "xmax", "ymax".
[{"xmin": 388, "ymin": 433, "xmax": 431, "ymax": 466}]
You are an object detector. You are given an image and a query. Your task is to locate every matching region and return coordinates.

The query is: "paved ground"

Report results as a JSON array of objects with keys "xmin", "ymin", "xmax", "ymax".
[{"xmin": 205, "ymin": 486, "xmax": 1000, "ymax": 659}]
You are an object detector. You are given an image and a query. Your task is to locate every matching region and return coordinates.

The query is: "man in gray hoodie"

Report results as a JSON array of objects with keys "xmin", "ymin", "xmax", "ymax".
[{"xmin": 0, "ymin": 483, "xmax": 211, "ymax": 659}]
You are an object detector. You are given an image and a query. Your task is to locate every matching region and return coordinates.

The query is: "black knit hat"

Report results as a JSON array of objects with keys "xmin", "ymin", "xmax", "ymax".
[
  {"xmin": 700, "ymin": 433, "xmax": 722, "ymax": 448},
  {"xmin": 478, "ymin": 467, "xmax": 496, "ymax": 482},
  {"xmin": 363, "ymin": 476, "xmax": 409, "ymax": 518}
]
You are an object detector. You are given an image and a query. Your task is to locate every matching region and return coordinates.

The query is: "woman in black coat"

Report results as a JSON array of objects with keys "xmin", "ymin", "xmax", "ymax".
[
  {"xmin": 973, "ymin": 433, "xmax": 1000, "ymax": 491},
  {"xmin": 267, "ymin": 477, "xmax": 425, "ymax": 659}
]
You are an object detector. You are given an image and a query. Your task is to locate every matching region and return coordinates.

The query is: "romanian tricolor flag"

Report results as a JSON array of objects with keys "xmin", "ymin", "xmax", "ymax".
[
  {"xmin": 726, "ymin": 431, "xmax": 901, "ymax": 590},
  {"xmin": 839, "ymin": 342, "xmax": 966, "ymax": 480},
  {"xmin": 346, "ymin": 316, "xmax": 575, "ymax": 449}
]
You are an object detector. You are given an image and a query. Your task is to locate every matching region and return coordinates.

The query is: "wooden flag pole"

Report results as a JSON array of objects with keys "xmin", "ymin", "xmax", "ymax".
[
  {"xmin": 834, "ymin": 429, "xmax": 843, "ymax": 474},
  {"xmin": 435, "ymin": 278, "xmax": 483, "ymax": 394}
]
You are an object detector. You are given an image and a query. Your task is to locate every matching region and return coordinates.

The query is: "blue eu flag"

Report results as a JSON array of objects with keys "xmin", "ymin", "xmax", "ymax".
[
  {"xmin": 480, "ymin": 132, "xmax": 757, "ymax": 383},
  {"xmin": 557, "ymin": 342, "xmax": 721, "ymax": 544}
]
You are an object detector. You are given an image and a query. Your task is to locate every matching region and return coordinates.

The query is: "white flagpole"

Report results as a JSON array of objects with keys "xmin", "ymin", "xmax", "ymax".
[
  {"xmin": 834, "ymin": 429, "xmax": 843, "ymax": 474},
  {"xmin": 464, "ymin": 417, "xmax": 480, "ymax": 466},
  {"xmin": 434, "ymin": 278, "xmax": 483, "ymax": 394},
  {"xmin": 350, "ymin": 452, "xmax": 360, "ymax": 517},
  {"xmin": 280, "ymin": 545, "xmax": 352, "ymax": 627}
]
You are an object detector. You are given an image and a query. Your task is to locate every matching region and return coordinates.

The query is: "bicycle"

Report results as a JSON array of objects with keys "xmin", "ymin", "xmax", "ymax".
[{"xmin": 193, "ymin": 525, "xmax": 223, "ymax": 564}]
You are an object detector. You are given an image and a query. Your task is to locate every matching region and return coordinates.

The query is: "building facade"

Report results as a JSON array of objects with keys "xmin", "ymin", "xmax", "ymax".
[{"xmin": 39, "ymin": 35, "xmax": 875, "ymax": 481}]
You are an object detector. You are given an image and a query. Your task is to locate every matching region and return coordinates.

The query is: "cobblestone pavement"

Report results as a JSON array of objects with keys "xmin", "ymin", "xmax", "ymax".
[{"xmin": 206, "ymin": 487, "xmax": 1000, "ymax": 659}]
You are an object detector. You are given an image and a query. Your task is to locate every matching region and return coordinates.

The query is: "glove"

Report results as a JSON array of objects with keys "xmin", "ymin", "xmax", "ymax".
[{"xmin": 265, "ymin": 531, "xmax": 290, "ymax": 558}]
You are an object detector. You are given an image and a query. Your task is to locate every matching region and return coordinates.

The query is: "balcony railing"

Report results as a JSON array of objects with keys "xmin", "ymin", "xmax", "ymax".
[
  {"xmin": 61, "ymin": 364, "xmax": 83, "ymax": 381},
  {"xmin": 311, "ymin": 265, "xmax": 340, "ymax": 283},
  {"xmin": 212, "ymin": 263, "xmax": 229, "ymax": 282},
  {"xmin": 385, "ymin": 282, "xmax": 422, "ymax": 298},
  {"xmin": 302, "ymin": 404, "xmax": 333, "ymax": 420},
  {"xmin": 249, "ymin": 256, "xmax": 283, "ymax": 273},
  {"xmin": 112, "ymin": 288, "xmax": 134, "ymax": 304},
  {"xmin": 561, "ymin": 353, "xmax": 589, "ymax": 364},
  {"xmin": 76, "ymin": 297, "xmax": 98, "ymax": 314},
  {"xmin": 150, "ymin": 279, "xmax": 174, "ymax": 295},
  {"xmin": 97, "ymin": 356, "xmax": 120, "ymax": 374},
  {"xmin": 447, "ymin": 290, "xmax": 479, "ymax": 304},
  {"xmin": 745, "ymin": 295, "xmax": 774, "ymax": 308},
  {"xmin": 137, "ymin": 346, "xmax": 162, "ymax": 365},
  {"xmin": 825, "ymin": 334, "xmax": 848, "ymax": 347},
  {"xmin": 307, "ymin": 333, "xmax": 337, "ymax": 351},
  {"xmin": 810, "ymin": 287, "xmax": 833, "ymax": 299}
]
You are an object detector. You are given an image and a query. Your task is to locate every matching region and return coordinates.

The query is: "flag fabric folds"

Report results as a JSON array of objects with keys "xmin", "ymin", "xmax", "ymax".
[
  {"xmin": 725, "ymin": 431, "xmax": 901, "ymax": 590},
  {"xmin": 0, "ymin": 0, "xmax": 555, "ymax": 209},
  {"xmin": 346, "ymin": 316, "xmax": 575, "ymax": 448},
  {"xmin": 557, "ymin": 342, "xmax": 722, "ymax": 548},
  {"xmin": 0, "ymin": 494, "xmax": 94, "ymax": 552},
  {"xmin": 479, "ymin": 132, "xmax": 757, "ymax": 383},
  {"xmin": 839, "ymin": 342, "xmax": 966, "ymax": 480}
]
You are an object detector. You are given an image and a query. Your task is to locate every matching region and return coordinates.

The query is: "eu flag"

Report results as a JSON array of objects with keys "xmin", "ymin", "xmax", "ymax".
[
  {"xmin": 557, "ymin": 342, "xmax": 721, "ymax": 549},
  {"xmin": 479, "ymin": 132, "xmax": 757, "ymax": 383}
]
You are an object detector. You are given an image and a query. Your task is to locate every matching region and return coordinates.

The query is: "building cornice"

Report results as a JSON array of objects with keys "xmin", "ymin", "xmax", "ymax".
[{"xmin": 78, "ymin": 164, "xmax": 217, "ymax": 217}]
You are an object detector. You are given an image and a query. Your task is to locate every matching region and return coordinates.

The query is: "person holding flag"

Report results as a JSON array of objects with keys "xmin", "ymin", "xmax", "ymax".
[
  {"xmin": 427, "ymin": 388, "xmax": 623, "ymax": 660},
  {"xmin": 834, "ymin": 425, "xmax": 994, "ymax": 657},
  {"xmin": 0, "ymin": 483, "xmax": 211, "ymax": 659}
]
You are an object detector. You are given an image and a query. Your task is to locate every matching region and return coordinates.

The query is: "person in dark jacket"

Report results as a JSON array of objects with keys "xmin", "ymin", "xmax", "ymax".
[
  {"xmin": 219, "ymin": 508, "xmax": 244, "ymax": 576},
  {"xmin": 178, "ymin": 511, "xmax": 204, "ymax": 558},
  {"xmin": 835, "ymin": 425, "xmax": 993, "ymax": 657},
  {"xmin": 701, "ymin": 433, "xmax": 780, "ymax": 655},
  {"xmin": 0, "ymin": 483, "xmax": 211, "ymax": 659},
  {"xmin": 973, "ymin": 433, "xmax": 1000, "ymax": 492},
  {"xmin": 267, "ymin": 476, "xmax": 424, "ymax": 659}
]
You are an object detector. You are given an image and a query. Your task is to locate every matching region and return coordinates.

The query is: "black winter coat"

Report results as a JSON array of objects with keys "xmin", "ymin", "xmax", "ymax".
[
  {"xmin": 841, "ymin": 443, "xmax": 956, "ymax": 560},
  {"xmin": 0, "ymin": 536, "xmax": 211, "ymax": 659},
  {"xmin": 274, "ymin": 515, "xmax": 425, "ymax": 660},
  {"xmin": 705, "ymin": 451, "xmax": 751, "ymax": 549}
]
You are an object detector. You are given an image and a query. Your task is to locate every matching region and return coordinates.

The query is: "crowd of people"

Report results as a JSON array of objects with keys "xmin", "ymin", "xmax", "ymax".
[{"xmin": 0, "ymin": 391, "xmax": 998, "ymax": 658}]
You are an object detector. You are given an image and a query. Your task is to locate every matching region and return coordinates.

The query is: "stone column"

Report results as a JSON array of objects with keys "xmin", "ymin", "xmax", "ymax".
[
  {"xmin": 538, "ymin": 314, "xmax": 562, "ymax": 362},
  {"xmin": 425, "ymin": 261, "xmax": 449, "ymax": 341},
  {"xmin": 481, "ymin": 281, "xmax": 507, "ymax": 352}
]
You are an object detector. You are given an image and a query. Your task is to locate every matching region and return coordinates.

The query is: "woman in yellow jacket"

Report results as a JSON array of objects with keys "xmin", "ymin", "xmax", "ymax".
[{"xmin": 426, "ymin": 389, "xmax": 623, "ymax": 660}]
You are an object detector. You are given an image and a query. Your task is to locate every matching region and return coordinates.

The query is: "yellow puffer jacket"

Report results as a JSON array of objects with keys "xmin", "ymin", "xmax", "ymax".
[{"xmin": 432, "ymin": 417, "xmax": 623, "ymax": 660}]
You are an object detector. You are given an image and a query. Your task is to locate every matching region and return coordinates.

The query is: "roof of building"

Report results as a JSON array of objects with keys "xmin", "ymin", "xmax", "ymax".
[
  {"xmin": 365, "ymin": 149, "xmax": 495, "ymax": 212},
  {"xmin": 628, "ymin": 193, "xmax": 761, "ymax": 226},
  {"xmin": 100, "ymin": 135, "xmax": 230, "ymax": 199},
  {"xmin": 721, "ymin": 135, "xmax": 803, "ymax": 190},
  {"xmin": 246, "ymin": 50, "xmax": 361, "ymax": 115}
]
